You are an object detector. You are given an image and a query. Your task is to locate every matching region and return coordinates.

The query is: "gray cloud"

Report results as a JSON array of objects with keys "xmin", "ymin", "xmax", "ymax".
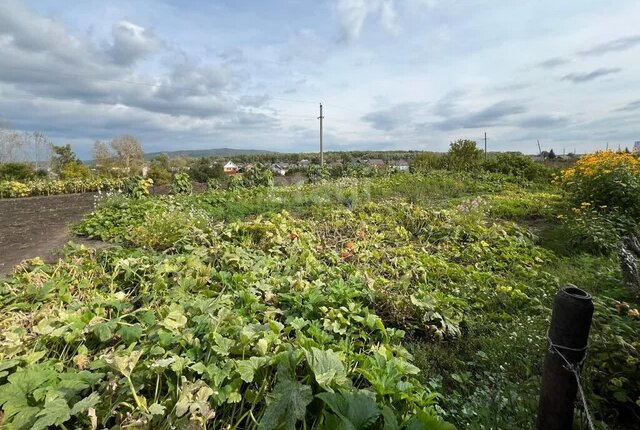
[
  {"xmin": 561, "ymin": 68, "xmax": 621, "ymax": 83},
  {"xmin": 537, "ymin": 57, "xmax": 570, "ymax": 68},
  {"xmin": 517, "ymin": 114, "xmax": 569, "ymax": 128},
  {"xmin": 431, "ymin": 100, "xmax": 527, "ymax": 131},
  {"xmin": 0, "ymin": 1, "xmax": 239, "ymax": 119},
  {"xmin": 362, "ymin": 104, "xmax": 416, "ymax": 131},
  {"xmin": 578, "ymin": 35, "xmax": 640, "ymax": 57},
  {"xmin": 615, "ymin": 100, "xmax": 640, "ymax": 112},
  {"xmin": 106, "ymin": 21, "xmax": 163, "ymax": 66}
]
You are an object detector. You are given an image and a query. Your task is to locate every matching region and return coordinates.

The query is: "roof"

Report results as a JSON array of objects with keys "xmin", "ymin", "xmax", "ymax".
[
  {"xmin": 365, "ymin": 159, "xmax": 385, "ymax": 166},
  {"xmin": 392, "ymin": 159, "xmax": 409, "ymax": 165}
]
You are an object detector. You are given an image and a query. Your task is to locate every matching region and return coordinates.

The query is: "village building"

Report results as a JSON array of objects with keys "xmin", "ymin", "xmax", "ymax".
[{"xmin": 223, "ymin": 161, "xmax": 239, "ymax": 175}]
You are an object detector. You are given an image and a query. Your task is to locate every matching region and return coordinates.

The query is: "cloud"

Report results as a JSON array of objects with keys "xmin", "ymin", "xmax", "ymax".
[
  {"xmin": 0, "ymin": 1, "xmax": 239, "ymax": 119},
  {"xmin": 561, "ymin": 67, "xmax": 621, "ymax": 83},
  {"xmin": 578, "ymin": 35, "xmax": 640, "ymax": 57},
  {"xmin": 362, "ymin": 104, "xmax": 415, "ymax": 131},
  {"xmin": 106, "ymin": 21, "xmax": 163, "ymax": 66},
  {"xmin": 537, "ymin": 57, "xmax": 569, "ymax": 69},
  {"xmin": 432, "ymin": 100, "xmax": 527, "ymax": 131},
  {"xmin": 335, "ymin": 0, "xmax": 400, "ymax": 42},
  {"xmin": 517, "ymin": 114, "xmax": 569, "ymax": 128},
  {"xmin": 615, "ymin": 100, "xmax": 640, "ymax": 112}
]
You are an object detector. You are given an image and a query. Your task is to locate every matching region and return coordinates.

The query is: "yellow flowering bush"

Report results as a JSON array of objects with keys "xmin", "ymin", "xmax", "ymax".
[{"xmin": 559, "ymin": 151, "xmax": 640, "ymax": 217}]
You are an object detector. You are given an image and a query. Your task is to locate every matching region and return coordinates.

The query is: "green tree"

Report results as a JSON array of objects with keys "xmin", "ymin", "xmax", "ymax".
[
  {"xmin": 50, "ymin": 144, "xmax": 80, "ymax": 174},
  {"xmin": 445, "ymin": 139, "xmax": 483, "ymax": 171},
  {"xmin": 188, "ymin": 157, "xmax": 225, "ymax": 183}
]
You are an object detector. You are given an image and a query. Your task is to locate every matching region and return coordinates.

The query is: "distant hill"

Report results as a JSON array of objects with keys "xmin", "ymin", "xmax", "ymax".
[{"xmin": 144, "ymin": 148, "xmax": 278, "ymax": 160}]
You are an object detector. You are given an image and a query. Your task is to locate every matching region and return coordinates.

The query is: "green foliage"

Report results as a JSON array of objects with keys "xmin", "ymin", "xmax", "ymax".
[
  {"xmin": 124, "ymin": 175, "xmax": 154, "ymax": 199},
  {"xmin": 171, "ymin": 172, "xmax": 193, "ymax": 195},
  {"xmin": 0, "ymin": 177, "xmax": 125, "ymax": 198},
  {"xmin": 561, "ymin": 206, "xmax": 635, "ymax": 254},
  {"xmin": 444, "ymin": 139, "xmax": 483, "ymax": 172},
  {"xmin": 411, "ymin": 153, "xmax": 445, "ymax": 173},
  {"xmin": 483, "ymin": 152, "xmax": 550, "ymax": 182},
  {"xmin": 307, "ymin": 164, "xmax": 330, "ymax": 183},
  {"xmin": 148, "ymin": 154, "xmax": 172, "ymax": 185},
  {"xmin": 60, "ymin": 162, "xmax": 91, "ymax": 179},
  {"xmin": 228, "ymin": 164, "xmax": 274, "ymax": 190},
  {"xmin": 4, "ymin": 170, "xmax": 639, "ymax": 428},
  {"xmin": 188, "ymin": 157, "xmax": 225, "ymax": 183},
  {"xmin": 50, "ymin": 144, "xmax": 80, "ymax": 174},
  {"xmin": 0, "ymin": 162, "xmax": 36, "ymax": 181}
]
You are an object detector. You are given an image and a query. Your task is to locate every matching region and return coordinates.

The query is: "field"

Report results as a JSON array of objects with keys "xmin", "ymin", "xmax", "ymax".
[
  {"xmin": 0, "ymin": 193, "xmax": 100, "ymax": 275},
  {"xmin": 0, "ymin": 170, "xmax": 638, "ymax": 429}
]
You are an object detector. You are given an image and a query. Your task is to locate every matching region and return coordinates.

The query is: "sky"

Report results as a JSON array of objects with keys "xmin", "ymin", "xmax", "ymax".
[{"xmin": 0, "ymin": 0, "xmax": 639, "ymax": 158}]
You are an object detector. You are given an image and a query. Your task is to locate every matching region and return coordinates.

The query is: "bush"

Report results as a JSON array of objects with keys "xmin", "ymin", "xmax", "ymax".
[
  {"xmin": 0, "ymin": 162, "xmax": 35, "ymax": 181},
  {"xmin": 171, "ymin": 172, "xmax": 193, "ymax": 195},
  {"xmin": 559, "ymin": 151, "xmax": 640, "ymax": 218},
  {"xmin": 124, "ymin": 176, "xmax": 153, "ymax": 199},
  {"xmin": 60, "ymin": 162, "xmax": 91, "ymax": 179},
  {"xmin": 189, "ymin": 158, "xmax": 225, "ymax": 183},
  {"xmin": 558, "ymin": 151, "xmax": 640, "ymax": 253},
  {"xmin": 483, "ymin": 152, "xmax": 550, "ymax": 182},
  {"xmin": 411, "ymin": 152, "xmax": 445, "ymax": 173},
  {"xmin": 444, "ymin": 139, "xmax": 483, "ymax": 172}
]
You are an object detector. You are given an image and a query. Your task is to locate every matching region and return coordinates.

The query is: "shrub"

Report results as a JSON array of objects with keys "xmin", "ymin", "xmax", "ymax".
[
  {"xmin": 559, "ymin": 151, "xmax": 640, "ymax": 218},
  {"xmin": 171, "ymin": 172, "xmax": 193, "ymax": 195},
  {"xmin": 0, "ymin": 162, "xmax": 35, "ymax": 181},
  {"xmin": 483, "ymin": 152, "xmax": 550, "ymax": 182},
  {"xmin": 124, "ymin": 175, "xmax": 153, "ymax": 199},
  {"xmin": 411, "ymin": 152, "xmax": 445, "ymax": 173},
  {"xmin": 60, "ymin": 162, "xmax": 91, "ymax": 179},
  {"xmin": 444, "ymin": 139, "xmax": 483, "ymax": 172},
  {"xmin": 189, "ymin": 158, "xmax": 225, "ymax": 183}
]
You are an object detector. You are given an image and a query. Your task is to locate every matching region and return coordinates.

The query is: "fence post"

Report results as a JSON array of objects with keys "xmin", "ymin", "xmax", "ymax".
[{"xmin": 536, "ymin": 285, "xmax": 594, "ymax": 429}]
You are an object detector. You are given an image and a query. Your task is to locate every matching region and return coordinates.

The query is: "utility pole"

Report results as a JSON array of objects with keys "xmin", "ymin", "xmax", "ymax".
[
  {"xmin": 484, "ymin": 132, "xmax": 487, "ymax": 160},
  {"xmin": 318, "ymin": 103, "xmax": 324, "ymax": 167},
  {"xmin": 537, "ymin": 140, "xmax": 542, "ymax": 155}
]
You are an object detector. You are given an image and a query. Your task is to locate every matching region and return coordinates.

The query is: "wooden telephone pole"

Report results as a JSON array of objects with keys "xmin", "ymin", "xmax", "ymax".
[{"xmin": 318, "ymin": 103, "xmax": 324, "ymax": 167}]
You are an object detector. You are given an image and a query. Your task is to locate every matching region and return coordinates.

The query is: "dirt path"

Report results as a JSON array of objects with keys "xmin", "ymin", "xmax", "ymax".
[{"xmin": 0, "ymin": 193, "xmax": 100, "ymax": 275}]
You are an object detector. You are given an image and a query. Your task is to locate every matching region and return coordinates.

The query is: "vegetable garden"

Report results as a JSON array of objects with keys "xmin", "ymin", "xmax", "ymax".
[{"xmin": 0, "ymin": 154, "xmax": 639, "ymax": 429}]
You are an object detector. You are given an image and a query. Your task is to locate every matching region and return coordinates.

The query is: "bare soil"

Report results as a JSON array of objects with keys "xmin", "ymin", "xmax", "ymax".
[{"xmin": 0, "ymin": 193, "xmax": 103, "ymax": 276}]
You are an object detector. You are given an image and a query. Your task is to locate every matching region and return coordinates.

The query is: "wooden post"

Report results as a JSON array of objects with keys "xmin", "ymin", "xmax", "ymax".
[{"xmin": 537, "ymin": 285, "xmax": 593, "ymax": 429}]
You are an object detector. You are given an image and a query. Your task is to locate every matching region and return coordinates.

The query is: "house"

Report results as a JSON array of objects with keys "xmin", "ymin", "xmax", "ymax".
[
  {"xmin": 392, "ymin": 160, "xmax": 410, "ymax": 171},
  {"xmin": 298, "ymin": 159, "xmax": 311, "ymax": 167},
  {"xmin": 634, "ymin": 141, "xmax": 640, "ymax": 153},
  {"xmin": 364, "ymin": 159, "xmax": 385, "ymax": 168},
  {"xmin": 223, "ymin": 161, "xmax": 239, "ymax": 175}
]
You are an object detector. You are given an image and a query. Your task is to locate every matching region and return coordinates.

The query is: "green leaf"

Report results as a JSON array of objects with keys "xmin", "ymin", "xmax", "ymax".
[
  {"xmin": 405, "ymin": 411, "xmax": 456, "ymax": 430},
  {"xmin": 317, "ymin": 390, "xmax": 380, "ymax": 430},
  {"xmin": 381, "ymin": 406, "xmax": 399, "ymax": 430},
  {"xmin": 31, "ymin": 398, "xmax": 71, "ymax": 430},
  {"xmin": 258, "ymin": 365, "xmax": 313, "ymax": 430},
  {"xmin": 117, "ymin": 324, "xmax": 143, "ymax": 344},
  {"xmin": 92, "ymin": 322, "xmax": 113, "ymax": 342},
  {"xmin": 305, "ymin": 347, "xmax": 349, "ymax": 392},
  {"xmin": 161, "ymin": 310, "xmax": 188, "ymax": 331},
  {"xmin": 236, "ymin": 356, "xmax": 268, "ymax": 383},
  {"xmin": 149, "ymin": 402, "xmax": 166, "ymax": 415},
  {"xmin": 70, "ymin": 392, "xmax": 100, "ymax": 415}
]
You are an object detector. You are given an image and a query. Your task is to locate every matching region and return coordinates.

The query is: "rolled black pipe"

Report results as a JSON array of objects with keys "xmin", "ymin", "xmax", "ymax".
[{"xmin": 536, "ymin": 285, "xmax": 594, "ymax": 429}]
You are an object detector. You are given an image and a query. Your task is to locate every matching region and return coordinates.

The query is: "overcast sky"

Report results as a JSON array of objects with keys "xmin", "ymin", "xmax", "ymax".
[{"xmin": 1, "ymin": 0, "xmax": 639, "ymax": 157}]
